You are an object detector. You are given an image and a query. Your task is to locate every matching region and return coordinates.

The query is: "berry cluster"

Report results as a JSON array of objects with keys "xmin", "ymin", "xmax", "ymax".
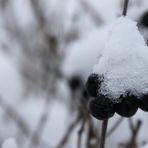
[{"xmin": 86, "ymin": 73, "xmax": 148, "ymax": 120}]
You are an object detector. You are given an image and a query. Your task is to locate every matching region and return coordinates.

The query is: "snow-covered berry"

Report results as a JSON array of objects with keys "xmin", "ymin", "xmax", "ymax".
[
  {"xmin": 68, "ymin": 75, "xmax": 82, "ymax": 91},
  {"xmin": 114, "ymin": 92, "xmax": 139, "ymax": 117},
  {"xmin": 89, "ymin": 95, "xmax": 115, "ymax": 120},
  {"xmin": 86, "ymin": 73, "xmax": 104, "ymax": 97},
  {"xmin": 140, "ymin": 11, "xmax": 148, "ymax": 28},
  {"xmin": 139, "ymin": 94, "xmax": 148, "ymax": 112}
]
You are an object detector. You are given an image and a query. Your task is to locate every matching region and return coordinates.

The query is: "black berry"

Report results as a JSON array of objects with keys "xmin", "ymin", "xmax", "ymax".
[
  {"xmin": 140, "ymin": 11, "xmax": 148, "ymax": 28},
  {"xmin": 89, "ymin": 95, "xmax": 115, "ymax": 120},
  {"xmin": 114, "ymin": 92, "xmax": 138, "ymax": 117},
  {"xmin": 86, "ymin": 73, "xmax": 104, "ymax": 97},
  {"xmin": 69, "ymin": 75, "xmax": 82, "ymax": 91},
  {"xmin": 139, "ymin": 94, "xmax": 148, "ymax": 112},
  {"xmin": 82, "ymin": 89, "xmax": 89, "ymax": 99}
]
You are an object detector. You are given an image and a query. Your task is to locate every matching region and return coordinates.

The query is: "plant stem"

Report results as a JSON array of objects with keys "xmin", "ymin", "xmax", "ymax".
[
  {"xmin": 100, "ymin": 119, "xmax": 108, "ymax": 148},
  {"xmin": 122, "ymin": 0, "xmax": 129, "ymax": 16}
]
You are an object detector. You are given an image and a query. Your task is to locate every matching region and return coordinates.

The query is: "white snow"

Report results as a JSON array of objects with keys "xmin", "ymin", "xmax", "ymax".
[
  {"xmin": 0, "ymin": 51, "xmax": 23, "ymax": 103},
  {"xmin": 141, "ymin": 144, "xmax": 148, "ymax": 148},
  {"xmin": 87, "ymin": 0, "xmax": 121, "ymax": 22},
  {"xmin": 0, "ymin": 1, "xmax": 148, "ymax": 148},
  {"xmin": 9, "ymin": 0, "xmax": 36, "ymax": 30},
  {"xmin": 62, "ymin": 25, "xmax": 110, "ymax": 80},
  {"xmin": 93, "ymin": 17, "xmax": 148, "ymax": 101},
  {"xmin": 2, "ymin": 138, "xmax": 18, "ymax": 148},
  {"xmin": 107, "ymin": 109, "xmax": 148, "ymax": 148}
]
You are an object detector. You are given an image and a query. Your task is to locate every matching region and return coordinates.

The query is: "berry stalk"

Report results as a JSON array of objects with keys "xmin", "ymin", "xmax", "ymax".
[
  {"xmin": 122, "ymin": 0, "xmax": 129, "ymax": 16},
  {"xmin": 100, "ymin": 119, "xmax": 108, "ymax": 148}
]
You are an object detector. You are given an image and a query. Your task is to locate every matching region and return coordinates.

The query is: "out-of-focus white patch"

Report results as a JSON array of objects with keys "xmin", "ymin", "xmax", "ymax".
[
  {"xmin": 0, "ymin": 51, "xmax": 23, "ymax": 103},
  {"xmin": 87, "ymin": 0, "xmax": 120, "ymax": 22},
  {"xmin": 141, "ymin": 144, "xmax": 148, "ymax": 148},
  {"xmin": 42, "ymin": 101, "xmax": 71, "ymax": 146},
  {"xmin": 62, "ymin": 25, "xmax": 110, "ymax": 81},
  {"xmin": 2, "ymin": 138, "xmax": 18, "ymax": 148},
  {"xmin": 9, "ymin": 0, "xmax": 36, "ymax": 30}
]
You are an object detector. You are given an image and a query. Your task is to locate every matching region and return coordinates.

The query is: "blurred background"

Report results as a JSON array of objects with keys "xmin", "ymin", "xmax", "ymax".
[{"xmin": 0, "ymin": 0, "xmax": 148, "ymax": 148}]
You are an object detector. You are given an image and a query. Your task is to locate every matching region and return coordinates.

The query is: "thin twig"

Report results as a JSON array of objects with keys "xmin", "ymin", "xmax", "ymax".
[
  {"xmin": 80, "ymin": 0, "xmax": 104, "ymax": 26},
  {"xmin": 100, "ymin": 119, "xmax": 108, "ymax": 148},
  {"xmin": 0, "ymin": 0, "xmax": 9, "ymax": 9},
  {"xmin": 27, "ymin": 97, "xmax": 50, "ymax": 148},
  {"xmin": 107, "ymin": 117, "xmax": 124, "ymax": 137},
  {"xmin": 0, "ymin": 98, "xmax": 30, "ymax": 136},
  {"xmin": 122, "ymin": 0, "xmax": 129, "ymax": 16},
  {"xmin": 77, "ymin": 119, "xmax": 86, "ymax": 148},
  {"xmin": 30, "ymin": 0, "xmax": 46, "ymax": 28},
  {"xmin": 86, "ymin": 117, "xmax": 99, "ymax": 148},
  {"xmin": 0, "ymin": 97, "xmax": 50, "ymax": 148},
  {"xmin": 56, "ymin": 115, "xmax": 81, "ymax": 148},
  {"xmin": 126, "ymin": 120, "xmax": 142, "ymax": 148},
  {"xmin": 128, "ymin": 118, "xmax": 134, "ymax": 131},
  {"xmin": 119, "ymin": 119, "xmax": 142, "ymax": 148}
]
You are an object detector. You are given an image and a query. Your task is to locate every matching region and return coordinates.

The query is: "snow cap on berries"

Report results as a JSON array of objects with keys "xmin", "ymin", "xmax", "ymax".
[{"xmin": 93, "ymin": 17, "xmax": 148, "ymax": 102}]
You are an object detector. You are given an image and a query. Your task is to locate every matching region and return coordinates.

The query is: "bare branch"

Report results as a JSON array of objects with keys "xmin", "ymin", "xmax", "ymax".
[
  {"xmin": 56, "ymin": 115, "xmax": 81, "ymax": 148},
  {"xmin": 27, "ymin": 97, "xmax": 50, "ymax": 148},
  {"xmin": 80, "ymin": 0, "xmax": 104, "ymax": 26},
  {"xmin": 77, "ymin": 119, "xmax": 85, "ymax": 148},
  {"xmin": 0, "ymin": 97, "xmax": 51, "ymax": 148},
  {"xmin": 119, "ymin": 119, "xmax": 142, "ymax": 148}
]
